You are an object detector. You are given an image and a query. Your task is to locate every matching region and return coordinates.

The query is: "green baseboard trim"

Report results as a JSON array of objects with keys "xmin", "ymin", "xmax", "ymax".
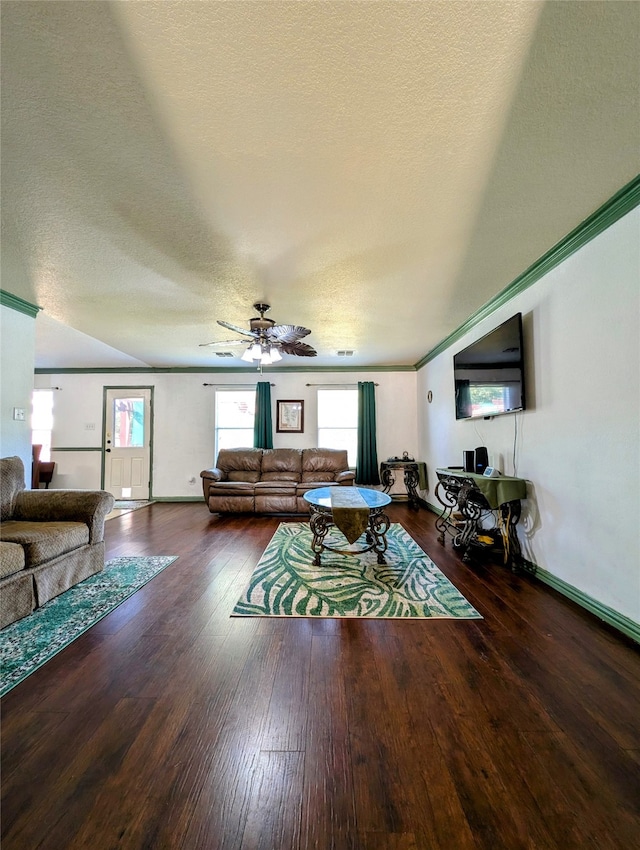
[
  {"xmin": 526, "ymin": 561, "xmax": 639, "ymax": 645},
  {"xmin": 423, "ymin": 496, "xmax": 638, "ymax": 643},
  {"xmin": 151, "ymin": 496, "xmax": 205, "ymax": 503}
]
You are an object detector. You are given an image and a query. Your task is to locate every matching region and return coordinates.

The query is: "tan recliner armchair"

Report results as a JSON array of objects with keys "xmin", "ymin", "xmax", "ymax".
[{"xmin": 0, "ymin": 456, "xmax": 114, "ymax": 628}]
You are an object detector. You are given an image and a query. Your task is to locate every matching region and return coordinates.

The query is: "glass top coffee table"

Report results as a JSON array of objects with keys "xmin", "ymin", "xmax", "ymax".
[{"xmin": 303, "ymin": 486, "xmax": 392, "ymax": 566}]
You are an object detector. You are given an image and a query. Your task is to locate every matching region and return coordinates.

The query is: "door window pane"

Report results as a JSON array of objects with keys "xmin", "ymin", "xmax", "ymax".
[{"xmin": 113, "ymin": 398, "xmax": 145, "ymax": 448}]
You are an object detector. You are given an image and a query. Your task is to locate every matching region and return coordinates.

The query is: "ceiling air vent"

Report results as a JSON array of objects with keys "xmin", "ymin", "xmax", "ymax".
[
  {"xmin": 215, "ymin": 351, "xmax": 234, "ymax": 358},
  {"xmin": 336, "ymin": 350, "xmax": 355, "ymax": 357}
]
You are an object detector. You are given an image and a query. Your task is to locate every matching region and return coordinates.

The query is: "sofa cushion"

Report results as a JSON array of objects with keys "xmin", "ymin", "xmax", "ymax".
[
  {"xmin": 255, "ymin": 481, "xmax": 297, "ymax": 495},
  {"xmin": 216, "ymin": 448, "xmax": 262, "ymax": 483},
  {"xmin": 1, "ymin": 456, "xmax": 26, "ymax": 521},
  {"xmin": 209, "ymin": 481, "xmax": 256, "ymax": 494},
  {"xmin": 228, "ymin": 470, "xmax": 261, "ymax": 483},
  {"xmin": 301, "ymin": 448, "xmax": 350, "ymax": 481},
  {"xmin": 261, "ymin": 449, "xmax": 302, "ymax": 481},
  {"xmin": 0, "ymin": 541, "xmax": 25, "ymax": 578},
  {"xmin": 0, "ymin": 521, "xmax": 90, "ymax": 568}
]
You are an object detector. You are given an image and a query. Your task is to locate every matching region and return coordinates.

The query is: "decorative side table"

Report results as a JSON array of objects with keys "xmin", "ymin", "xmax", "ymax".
[{"xmin": 380, "ymin": 461, "xmax": 426, "ymax": 511}]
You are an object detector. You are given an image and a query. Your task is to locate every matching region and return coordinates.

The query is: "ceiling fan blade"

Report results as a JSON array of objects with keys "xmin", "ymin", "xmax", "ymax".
[
  {"xmin": 216, "ymin": 319, "xmax": 255, "ymax": 337},
  {"xmin": 199, "ymin": 339, "xmax": 248, "ymax": 347},
  {"xmin": 267, "ymin": 324, "xmax": 311, "ymax": 344},
  {"xmin": 279, "ymin": 340, "xmax": 317, "ymax": 357}
]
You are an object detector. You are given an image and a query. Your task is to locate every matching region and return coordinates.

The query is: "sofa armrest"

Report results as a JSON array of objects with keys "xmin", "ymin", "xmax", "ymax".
[
  {"xmin": 200, "ymin": 467, "xmax": 224, "ymax": 498},
  {"xmin": 14, "ymin": 490, "xmax": 115, "ymax": 544},
  {"xmin": 336, "ymin": 470, "xmax": 356, "ymax": 485}
]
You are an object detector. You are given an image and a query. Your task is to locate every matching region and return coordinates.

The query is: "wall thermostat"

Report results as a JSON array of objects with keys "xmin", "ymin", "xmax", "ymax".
[{"xmin": 483, "ymin": 467, "xmax": 501, "ymax": 478}]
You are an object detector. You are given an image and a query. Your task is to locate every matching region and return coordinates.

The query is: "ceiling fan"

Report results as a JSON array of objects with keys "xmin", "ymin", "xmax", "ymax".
[{"xmin": 200, "ymin": 303, "xmax": 317, "ymax": 364}]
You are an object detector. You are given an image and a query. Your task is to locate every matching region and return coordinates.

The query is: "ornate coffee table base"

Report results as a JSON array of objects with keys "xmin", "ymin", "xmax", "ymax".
[{"xmin": 308, "ymin": 505, "xmax": 391, "ymax": 566}]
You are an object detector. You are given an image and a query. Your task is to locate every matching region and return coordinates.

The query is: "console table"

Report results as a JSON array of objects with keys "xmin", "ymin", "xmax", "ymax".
[
  {"xmin": 380, "ymin": 461, "xmax": 427, "ymax": 510},
  {"xmin": 434, "ymin": 468, "xmax": 528, "ymax": 571}
]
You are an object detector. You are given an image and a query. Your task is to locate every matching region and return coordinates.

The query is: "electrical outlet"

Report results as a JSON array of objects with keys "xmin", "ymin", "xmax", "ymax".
[
  {"xmin": 85, "ymin": 423, "xmax": 96, "ymax": 431},
  {"xmin": 13, "ymin": 407, "xmax": 25, "ymax": 421}
]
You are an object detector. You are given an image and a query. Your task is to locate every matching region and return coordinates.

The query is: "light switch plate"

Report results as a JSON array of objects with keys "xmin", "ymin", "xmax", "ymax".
[{"xmin": 13, "ymin": 407, "xmax": 25, "ymax": 421}]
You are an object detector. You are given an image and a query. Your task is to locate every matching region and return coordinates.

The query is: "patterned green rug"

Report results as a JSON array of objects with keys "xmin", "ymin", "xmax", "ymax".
[
  {"xmin": 0, "ymin": 556, "xmax": 178, "ymax": 697},
  {"xmin": 232, "ymin": 522, "xmax": 482, "ymax": 619}
]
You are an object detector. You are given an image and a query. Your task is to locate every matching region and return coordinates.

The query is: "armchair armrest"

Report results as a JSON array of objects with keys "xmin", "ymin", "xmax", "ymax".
[
  {"xmin": 200, "ymin": 467, "xmax": 224, "ymax": 498},
  {"xmin": 14, "ymin": 490, "xmax": 115, "ymax": 544},
  {"xmin": 336, "ymin": 470, "xmax": 356, "ymax": 485}
]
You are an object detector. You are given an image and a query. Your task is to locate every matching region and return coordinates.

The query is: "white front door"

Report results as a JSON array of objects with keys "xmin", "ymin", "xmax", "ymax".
[{"xmin": 104, "ymin": 388, "xmax": 152, "ymax": 500}]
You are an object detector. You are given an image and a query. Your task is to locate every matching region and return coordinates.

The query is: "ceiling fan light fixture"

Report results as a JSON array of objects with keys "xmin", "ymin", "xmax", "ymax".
[{"xmin": 205, "ymin": 303, "xmax": 317, "ymax": 362}]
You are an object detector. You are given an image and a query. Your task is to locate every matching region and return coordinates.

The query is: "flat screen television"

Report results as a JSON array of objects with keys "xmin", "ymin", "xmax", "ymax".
[{"xmin": 454, "ymin": 313, "xmax": 526, "ymax": 420}]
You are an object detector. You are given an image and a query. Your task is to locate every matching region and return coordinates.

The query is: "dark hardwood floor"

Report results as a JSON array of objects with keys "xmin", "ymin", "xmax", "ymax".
[{"xmin": 2, "ymin": 502, "xmax": 639, "ymax": 849}]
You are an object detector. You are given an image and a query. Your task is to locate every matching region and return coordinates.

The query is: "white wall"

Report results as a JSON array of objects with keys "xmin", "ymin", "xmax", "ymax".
[
  {"xmin": 35, "ymin": 370, "xmax": 418, "ymax": 498},
  {"xmin": 1, "ymin": 304, "xmax": 36, "ymax": 475},
  {"xmin": 417, "ymin": 208, "xmax": 640, "ymax": 624}
]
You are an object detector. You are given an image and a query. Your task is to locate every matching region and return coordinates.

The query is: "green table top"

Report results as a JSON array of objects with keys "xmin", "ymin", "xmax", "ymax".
[{"xmin": 436, "ymin": 468, "xmax": 527, "ymax": 509}]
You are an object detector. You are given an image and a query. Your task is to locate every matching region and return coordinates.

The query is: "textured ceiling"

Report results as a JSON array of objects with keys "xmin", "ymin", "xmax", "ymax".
[{"xmin": 2, "ymin": 1, "xmax": 638, "ymax": 369}]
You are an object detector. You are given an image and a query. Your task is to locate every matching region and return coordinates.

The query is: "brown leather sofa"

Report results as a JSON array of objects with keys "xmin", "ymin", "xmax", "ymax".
[
  {"xmin": 0, "ymin": 455, "xmax": 114, "ymax": 628},
  {"xmin": 200, "ymin": 447, "xmax": 355, "ymax": 514}
]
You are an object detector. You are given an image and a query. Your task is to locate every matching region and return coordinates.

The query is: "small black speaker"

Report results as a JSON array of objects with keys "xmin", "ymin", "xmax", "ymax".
[
  {"xmin": 475, "ymin": 446, "xmax": 488, "ymax": 474},
  {"xmin": 463, "ymin": 451, "xmax": 475, "ymax": 473}
]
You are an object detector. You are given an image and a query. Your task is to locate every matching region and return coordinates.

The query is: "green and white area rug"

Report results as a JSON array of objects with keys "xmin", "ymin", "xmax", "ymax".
[
  {"xmin": 232, "ymin": 522, "xmax": 482, "ymax": 620},
  {"xmin": 0, "ymin": 556, "xmax": 177, "ymax": 697}
]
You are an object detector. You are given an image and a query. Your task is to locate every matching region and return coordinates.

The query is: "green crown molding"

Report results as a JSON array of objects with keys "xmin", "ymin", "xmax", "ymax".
[
  {"xmin": 0, "ymin": 290, "xmax": 41, "ymax": 318},
  {"xmin": 35, "ymin": 364, "xmax": 416, "ymax": 375},
  {"xmin": 415, "ymin": 174, "xmax": 640, "ymax": 369}
]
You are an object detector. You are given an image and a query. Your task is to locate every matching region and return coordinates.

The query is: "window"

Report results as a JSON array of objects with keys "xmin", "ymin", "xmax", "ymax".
[
  {"xmin": 215, "ymin": 390, "xmax": 255, "ymax": 458},
  {"xmin": 317, "ymin": 389, "xmax": 358, "ymax": 467},
  {"xmin": 32, "ymin": 389, "xmax": 54, "ymax": 462},
  {"xmin": 113, "ymin": 397, "xmax": 145, "ymax": 447}
]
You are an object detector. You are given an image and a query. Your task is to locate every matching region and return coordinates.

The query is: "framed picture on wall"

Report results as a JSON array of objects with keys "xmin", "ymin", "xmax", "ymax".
[{"xmin": 276, "ymin": 400, "xmax": 304, "ymax": 433}]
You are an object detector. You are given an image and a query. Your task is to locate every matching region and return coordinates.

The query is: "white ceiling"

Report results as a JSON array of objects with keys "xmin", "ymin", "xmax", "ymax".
[{"xmin": 2, "ymin": 1, "xmax": 638, "ymax": 370}]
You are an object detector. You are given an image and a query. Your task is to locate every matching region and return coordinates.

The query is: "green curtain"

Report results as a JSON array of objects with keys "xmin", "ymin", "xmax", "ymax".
[
  {"xmin": 253, "ymin": 382, "xmax": 273, "ymax": 449},
  {"xmin": 356, "ymin": 381, "xmax": 380, "ymax": 485}
]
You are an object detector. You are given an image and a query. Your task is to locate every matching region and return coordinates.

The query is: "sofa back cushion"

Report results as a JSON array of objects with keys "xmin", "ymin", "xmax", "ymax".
[
  {"xmin": 216, "ymin": 448, "xmax": 263, "ymax": 483},
  {"xmin": 260, "ymin": 449, "xmax": 302, "ymax": 482},
  {"xmin": 0, "ymin": 456, "xmax": 26, "ymax": 522},
  {"xmin": 301, "ymin": 448, "xmax": 349, "ymax": 482}
]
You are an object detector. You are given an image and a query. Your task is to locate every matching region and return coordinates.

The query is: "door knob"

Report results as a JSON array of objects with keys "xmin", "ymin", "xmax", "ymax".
[{"xmin": 106, "ymin": 448, "xmax": 111, "ymax": 453}]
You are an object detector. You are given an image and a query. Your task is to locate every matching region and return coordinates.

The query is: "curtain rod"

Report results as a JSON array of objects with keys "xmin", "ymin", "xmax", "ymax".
[
  {"xmin": 305, "ymin": 382, "xmax": 378, "ymax": 387},
  {"xmin": 203, "ymin": 382, "xmax": 275, "ymax": 387}
]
